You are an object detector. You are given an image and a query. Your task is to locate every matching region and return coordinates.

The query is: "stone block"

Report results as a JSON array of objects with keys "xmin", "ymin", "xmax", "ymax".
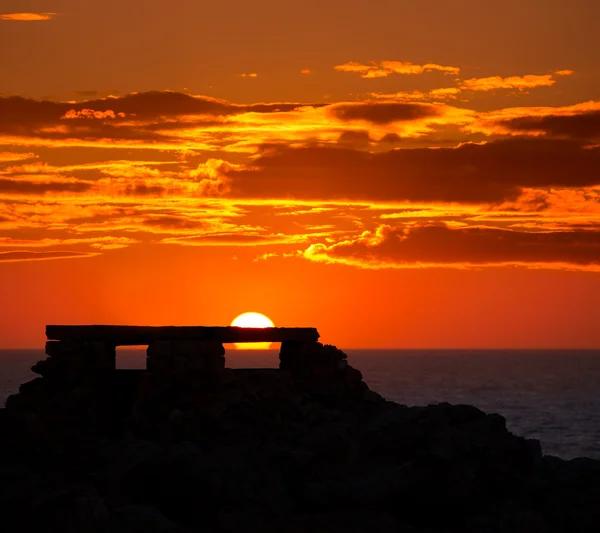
[{"xmin": 45, "ymin": 340, "xmax": 82, "ymax": 358}]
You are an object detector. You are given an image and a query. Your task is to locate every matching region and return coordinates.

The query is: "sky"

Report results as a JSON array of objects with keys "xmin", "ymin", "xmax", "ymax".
[{"xmin": 1, "ymin": 0, "xmax": 600, "ymax": 349}]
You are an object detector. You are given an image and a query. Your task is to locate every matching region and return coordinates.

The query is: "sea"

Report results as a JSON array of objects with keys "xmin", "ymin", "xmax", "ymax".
[{"xmin": 1, "ymin": 348, "xmax": 599, "ymax": 460}]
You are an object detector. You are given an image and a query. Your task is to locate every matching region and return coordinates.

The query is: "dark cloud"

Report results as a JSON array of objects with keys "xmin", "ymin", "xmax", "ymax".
[
  {"xmin": 337, "ymin": 130, "xmax": 372, "ymax": 148},
  {"xmin": 0, "ymin": 179, "xmax": 92, "ymax": 194},
  {"xmin": 494, "ymin": 110, "xmax": 600, "ymax": 140},
  {"xmin": 0, "ymin": 92, "xmax": 317, "ymax": 145},
  {"xmin": 329, "ymin": 102, "xmax": 440, "ymax": 124},
  {"xmin": 225, "ymin": 139, "xmax": 600, "ymax": 203},
  {"xmin": 378, "ymin": 133, "xmax": 403, "ymax": 145},
  {"xmin": 142, "ymin": 216, "xmax": 208, "ymax": 230},
  {"xmin": 308, "ymin": 224, "xmax": 600, "ymax": 267},
  {"xmin": 122, "ymin": 183, "xmax": 170, "ymax": 196},
  {"xmin": 0, "ymin": 91, "xmax": 313, "ymax": 125}
]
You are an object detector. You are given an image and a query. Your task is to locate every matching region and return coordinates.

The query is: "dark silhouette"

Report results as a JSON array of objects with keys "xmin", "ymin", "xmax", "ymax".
[{"xmin": 0, "ymin": 325, "xmax": 599, "ymax": 532}]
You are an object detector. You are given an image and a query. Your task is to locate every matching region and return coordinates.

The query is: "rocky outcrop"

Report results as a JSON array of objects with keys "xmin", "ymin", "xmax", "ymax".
[{"xmin": 1, "ymin": 339, "xmax": 599, "ymax": 533}]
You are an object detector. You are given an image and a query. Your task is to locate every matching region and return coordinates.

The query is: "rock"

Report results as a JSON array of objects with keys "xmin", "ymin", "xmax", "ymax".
[
  {"xmin": 26, "ymin": 484, "xmax": 108, "ymax": 533},
  {"xmin": 111, "ymin": 504, "xmax": 181, "ymax": 533},
  {"xmin": 18, "ymin": 377, "xmax": 46, "ymax": 396},
  {"xmin": 3, "ymin": 335, "xmax": 600, "ymax": 533}
]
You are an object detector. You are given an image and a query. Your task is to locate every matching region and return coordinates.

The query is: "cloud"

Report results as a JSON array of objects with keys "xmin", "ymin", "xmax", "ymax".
[
  {"xmin": 337, "ymin": 130, "xmax": 372, "ymax": 148},
  {"xmin": 238, "ymin": 73, "xmax": 258, "ymax": 78},
  {"xmin": 469, "ymin": 101, "xmax": 600, "ymax": 140},
  {"xmin": 0, "ymin": 236, "xmax": 138, "ymax": 249},
  {"xmin": 0, "ymin": 91, "xmax": 320, "ymax": 149},
  {"xmin": 479, "ymin": 110, "xmax": 600, "ymax": 141},
  {"xmin": 0, "ymin": 152, "xmax": 37, "ymax": 162},
  {"xmin": 461, "ymin": 74, "xmax": 556, "ymax": 92},
  {"xmin": 0, "ymin": 251, "xmax": 99, "ymax": 263},
  {"xmin": 329, "ymin": 102, "xmax": 441, "ymax": 125},
  {"xmin": 61, "ymin": 109, "xmax": 129, "ymax": 120},
  {"xmin": 429, "ymin": 87, "xmax": 461, "ymax": 99},
  {"xmin": 1, "ymin": 91, "xmax": 464, "ymax": 154},
  {"xmin": 555, "ymin": 70, "xmax": 575, "ymax": 76},
  {"xmin": 334, "ymin": 61, "xmax": 460, "ymax": 78},
  {"xmin": 300, "ymin": 69, "xmax": 313, "ymax": 75},
  {"xmin": 302, "ymin": 223, "xmax": 600, "ymax": 270},
  {"xmin": 0, "ymin": 178, "xmax": 92, "ymax": 195},
  {"xmin": 0, "ymin": 13, "xmax": 56, "ymax": 21},
  {"xmin": 162, "ymin": 232, "xmax": 309, "ymax": 247},
  {"xmin": 223, "ymin": 139, "xmax": 600, "ymax": 203},
  {"xmin": 0, "ymin": 91, "xmax": 308, "ymax": 127},
  {"xmin": 370, "ymin": 87, "xmax": 462, "ymax": 102}
]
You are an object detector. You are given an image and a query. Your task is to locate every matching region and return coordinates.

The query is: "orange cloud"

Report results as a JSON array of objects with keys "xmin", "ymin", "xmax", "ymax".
[
  {"xmin": 0, "ymin": 236, "xmax": 138, "ymax": 249},
  {"xmin": 61, "ymin": 109, "xmax": 129, "ymax": 119},
  {"xmin": 0, "ymin": 152, "xmax": 37, "ymax": 162},
  {"xmin": 555, "ymin": 70, "xmax": 574, "ymax": 76},
  {"xmin": 0, "ymin": 13, "xmax": 55, "ymax": 21},
  {"xmin": 300, "ymin": 68, "xmax": 313, "ymax": 75},
  {"xmin": 461, "ymin": 74, "xmax": 556, "ymax": 92},
  {"xmin": 302, "ymin": 223, "xmax": 600, "ymax": 271},
  {"xmin": 468, "ymin": 101, "xmax": 600, "ymax": 139},
  {"xmin": 224, "ymin": 139, "xmax": 600, "ymax": 203},
  {"xmin": 0, "ymin": 251, "xmax": 98, "ymax": 263},
  {"xmin": 334, "ymin": 61, "xmax": 460, "ymax": 78},
  {"xmin": 0, "ymin": 177, "xmax": 92, "ymax": 196},
  {"xmin": 161, "ymin": 228, "xmax": 338, "ymax": 247},
  {"xmin": 0, "ymin": 92, "xmax": 319, "ymax": 150},
  {"xmin": 429, "ymin": 87, "xmax": 461, "ymax": 98},
  {"xmin": 371, "ymin": 87, "xmax": 461, "ymax": 101},
  {"xmin": 238, "ymin": 73, "xmax": 258, "ymax": 78}
]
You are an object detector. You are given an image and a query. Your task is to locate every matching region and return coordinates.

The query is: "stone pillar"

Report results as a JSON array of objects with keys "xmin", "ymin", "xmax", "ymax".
[
  {"xmin": 6, "ymin": 341, "xmax": 117, "ymax": 439},
  {"xmin": 146, "ymin": 341, "xmax": 225, "ymax": 375},
  {"xmin": 32, "ymin": 340, "xmax": 116, "ymax": 383}
]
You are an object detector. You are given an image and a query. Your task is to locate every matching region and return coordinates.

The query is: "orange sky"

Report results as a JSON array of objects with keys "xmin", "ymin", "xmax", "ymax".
[{"xmin": 1, "ymin": 0, "xmax": 600, "ymax": 348}]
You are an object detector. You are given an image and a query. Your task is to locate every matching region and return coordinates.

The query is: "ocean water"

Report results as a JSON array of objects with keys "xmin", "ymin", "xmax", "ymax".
[{"xmin": 1, "ymin": 348, "xmax": 599, "ymax": 460}]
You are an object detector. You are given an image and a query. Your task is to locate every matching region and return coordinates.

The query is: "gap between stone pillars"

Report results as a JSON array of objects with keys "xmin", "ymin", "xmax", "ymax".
[{"xmin": 146, "ymin": 341, "xmax": 226, "ymax": 374}]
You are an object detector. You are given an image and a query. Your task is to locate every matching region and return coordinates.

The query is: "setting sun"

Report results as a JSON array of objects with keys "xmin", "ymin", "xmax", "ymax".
[{"xmin": 230, "ymin": 312, "xmax": 275, "ymax": 349}]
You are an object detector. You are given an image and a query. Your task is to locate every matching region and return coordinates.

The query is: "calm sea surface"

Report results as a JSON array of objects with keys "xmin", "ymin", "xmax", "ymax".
[{"xmin": 1, "ymin": 349, "xmax": 599, "ymax": 460}]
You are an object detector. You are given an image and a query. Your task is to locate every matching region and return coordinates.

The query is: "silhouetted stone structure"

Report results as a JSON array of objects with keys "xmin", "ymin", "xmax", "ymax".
[
  {"xmin": 41, "ymin": 324, "xmax": 322, "ymax": 378},
  {"xmin": 3, "ymin": 325, "xmax": 600, "ymax": 533}
]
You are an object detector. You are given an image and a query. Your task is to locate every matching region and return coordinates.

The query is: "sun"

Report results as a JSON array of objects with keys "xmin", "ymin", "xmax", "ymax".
[{"xmin": 230, "ymin": 312, "xmax": 275, "ymax": 349}]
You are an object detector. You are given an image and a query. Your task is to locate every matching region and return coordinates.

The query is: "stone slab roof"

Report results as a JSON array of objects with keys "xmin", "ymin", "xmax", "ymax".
[{"xmin": 45, "ymin": 325, "xmax": 320, "ymax": 346}]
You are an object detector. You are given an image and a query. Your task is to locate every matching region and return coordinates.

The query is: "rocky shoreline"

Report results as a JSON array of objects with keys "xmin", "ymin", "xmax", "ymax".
[{"xmin": 1, "ymin": 340, "xmax": 599, "ymax": 532}]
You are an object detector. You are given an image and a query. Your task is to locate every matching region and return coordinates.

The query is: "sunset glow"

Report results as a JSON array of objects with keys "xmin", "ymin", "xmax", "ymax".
[{"xmin": 1, "ymin": 0, "xmax": 599, "ymax": 349}]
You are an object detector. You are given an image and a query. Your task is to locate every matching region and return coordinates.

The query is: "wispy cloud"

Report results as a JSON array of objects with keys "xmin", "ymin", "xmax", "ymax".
[
  {"xmin": 0, "ymin": 251, "xmax": 100, "ymax": 263},
  {"xmin": 461, "ymin": 74, "xmax": 556, "ymax": 92},
  {"xmin": 334, "ymin": 61, "xmax": 460, "ymax": 78},
  {"xmin": 0, "ymin": 13, "xmax": 56, "ymax": 21},
  {"xmin": 371, "ymin": 87, "xmax": 461, "ymax": 102},
  {"xmin": 0, "ymin": 152, "xmax": 37, "ymax": 162}
]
